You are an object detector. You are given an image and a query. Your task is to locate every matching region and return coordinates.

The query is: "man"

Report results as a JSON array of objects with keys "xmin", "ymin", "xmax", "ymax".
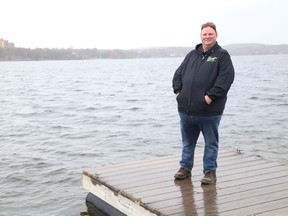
[{"xmin": 172, "ymin": 22, "xmax": 234, "ymax": 184}]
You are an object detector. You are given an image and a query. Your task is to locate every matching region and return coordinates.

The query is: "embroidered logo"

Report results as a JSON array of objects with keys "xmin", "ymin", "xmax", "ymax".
[{"xmin": 206, "ymin": 56, "xmax": 217, "ymax": 62}]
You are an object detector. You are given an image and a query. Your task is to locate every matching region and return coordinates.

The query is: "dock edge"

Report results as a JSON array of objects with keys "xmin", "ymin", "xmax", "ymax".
[{"xmin": 82, "ymin": 171, "xmax": 164, "ymax": 216}]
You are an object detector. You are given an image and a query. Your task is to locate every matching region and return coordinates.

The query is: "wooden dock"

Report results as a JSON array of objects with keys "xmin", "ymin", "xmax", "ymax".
[{"xmin": 82, "ymin": 148, "xmax": 288, "ymax": 216}]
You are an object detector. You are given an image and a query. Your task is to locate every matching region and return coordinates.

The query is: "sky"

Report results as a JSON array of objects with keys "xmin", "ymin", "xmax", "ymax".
[{"xmin": 1, "ymin": 0, "xmax": 287, "ymax": 49}]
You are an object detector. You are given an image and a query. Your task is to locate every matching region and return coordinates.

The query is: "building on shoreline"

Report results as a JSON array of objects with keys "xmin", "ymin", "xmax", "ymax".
[{"xmin": 0, "ymin": 38, "xmax": 15, "ymax": 48}]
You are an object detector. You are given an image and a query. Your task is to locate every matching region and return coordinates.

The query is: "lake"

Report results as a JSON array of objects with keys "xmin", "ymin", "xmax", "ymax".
[{"xmin": 0, "ymin": 55, "xmax": 287, "ymax": 215}]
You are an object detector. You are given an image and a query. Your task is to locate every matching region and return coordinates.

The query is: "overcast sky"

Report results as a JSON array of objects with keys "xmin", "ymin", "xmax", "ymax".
[{"xmin": 1, "ymin": 0, "xmax": 287, "ymax": 49}]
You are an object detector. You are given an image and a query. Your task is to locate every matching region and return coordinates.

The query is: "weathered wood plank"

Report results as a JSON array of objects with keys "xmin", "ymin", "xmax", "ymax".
[
  {"xmin": 123, "ymin": 159, "xmax": 279, "ymax": 194},
  {"xmin": 219, "ymin": 198, "xmax": 288, "ymax": 216},
  {"xmin": 141, "ymin": 164, "xmax": 285, "ymax": 203},
  {"xmin": 84, "ymin": 148, "xmax": 236, "ymax": 176},
  {"xmin": 155, "ymin": 165, "xmax": 288, "ymax": 215},
  {"xmin": 82, "ymin": 173, "xmax": 161, "ymax": 216},
  {"xmin": 255, "ymin": 208, "xmax": 288, "ymax": 216},
  {"xmin": 158, "ymin": 180, "xmax": 288, "ymax": 215},
  {"xmin": 82, "ymin": 148, "xmax": 288, "ymax": 216}
]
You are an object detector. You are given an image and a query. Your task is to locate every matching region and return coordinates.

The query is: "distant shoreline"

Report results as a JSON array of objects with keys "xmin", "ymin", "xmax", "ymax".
[{"xmin": 1, "ymin": 43, "xmax": 288, "ymax": 61}]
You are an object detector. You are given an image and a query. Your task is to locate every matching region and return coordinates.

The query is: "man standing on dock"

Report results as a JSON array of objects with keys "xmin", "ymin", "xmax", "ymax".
[{"xmin": 172, "ymin": 22, "xmax": 234, "ymax": 184}]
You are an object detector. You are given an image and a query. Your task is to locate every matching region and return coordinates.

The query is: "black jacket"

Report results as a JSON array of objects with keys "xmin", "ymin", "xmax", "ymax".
[{"xmin": 172, "ymin": 42, "xmax": 234, "ymax": 116}]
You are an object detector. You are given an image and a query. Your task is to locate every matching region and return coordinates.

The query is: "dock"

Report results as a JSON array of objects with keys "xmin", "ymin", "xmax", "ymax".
[{"xmin": 82, "ymin": 148, "xmax": 288, "ymax": 216}]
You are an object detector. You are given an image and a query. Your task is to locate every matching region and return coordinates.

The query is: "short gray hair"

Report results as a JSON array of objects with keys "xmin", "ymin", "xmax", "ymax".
[{"xmin": 201, "ymin": 22, "xmax": 217, "ymax": 34}]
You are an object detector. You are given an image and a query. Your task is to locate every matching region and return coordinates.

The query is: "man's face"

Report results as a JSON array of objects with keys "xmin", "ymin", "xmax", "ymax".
[{"xmin": 201, "ymin": 27, "xmax": 217, "ymax": 50}]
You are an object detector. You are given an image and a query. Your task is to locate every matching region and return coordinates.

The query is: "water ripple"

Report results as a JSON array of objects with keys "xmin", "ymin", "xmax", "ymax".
[{"xmin": 0, "ymin": 56, "xmax": 287, "ymax": 215}]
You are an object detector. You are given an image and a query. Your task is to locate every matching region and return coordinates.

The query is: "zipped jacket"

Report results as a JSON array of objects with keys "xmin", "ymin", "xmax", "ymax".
[{"xmin": 172, "ymin": 42, "xmax": 234, "ymax": 116}]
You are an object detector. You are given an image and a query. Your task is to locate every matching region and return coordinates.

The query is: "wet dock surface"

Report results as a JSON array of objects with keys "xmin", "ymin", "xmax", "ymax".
[{"xmin": 82, "ymin": 148, "xmax": 288, "ymax": 216}]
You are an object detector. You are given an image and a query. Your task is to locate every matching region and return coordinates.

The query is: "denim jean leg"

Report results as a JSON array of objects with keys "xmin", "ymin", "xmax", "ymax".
[
  {"xmin": 179, "ymin": 112, "xmax": 200, "ymax": 171},
  {"xmin": 199, "ymin": 115, "xmax": 221, "ymax": 173}
]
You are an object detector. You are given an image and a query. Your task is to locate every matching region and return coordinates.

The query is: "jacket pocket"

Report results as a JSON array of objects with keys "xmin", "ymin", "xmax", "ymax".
[{"xmin": 176, "ymin": 92, "xmax": 187, "ymax": 108}]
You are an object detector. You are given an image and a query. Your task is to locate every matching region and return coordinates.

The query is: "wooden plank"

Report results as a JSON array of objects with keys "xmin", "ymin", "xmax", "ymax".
[
  {"xmin": 219, "ymin": 197, "xmax": 288, "ymax": 216},
  {"xmin": 84, "ymin": 148, "xmax": 237, "ymax": 176},
  {"xmin": 82, "ymin": 173, "xmax": 161, "ymax": 216},
  {"xmin": 158, "ymin": 181, "xmax": 288, "ymax": 215},
  {"xmin": 148, "ymin": 176, "xmax": 288, "ymax": 210},
  {"xmin": 254, "ymin": 208, "xmax": 288, "ymax": 216},
  {"xmin": 129, "ymin": 161, "xmax": 275, "ymax": 197},
  {"xmin": 156, "ymin": 166, "xmax": 288, "ymax": 215},
  {"xmin": 142, "ymin": 162, "xmax": 284, "ymax": 203},
  {"xmin": 103, "ymin": 153, "xmax": 266, "ymax": 183},
  {"xmin": 82, "ymin": 148, "xmax": 288, "ymax": 216},
  {"xmin": 124, "ymin": 158, "xmax": 278, "ymax": 194}
]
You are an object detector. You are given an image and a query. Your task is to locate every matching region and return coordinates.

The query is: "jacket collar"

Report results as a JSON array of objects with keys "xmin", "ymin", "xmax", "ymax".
[{"xmin": 196, "ymin": 42, "xmax": 220, "ymax": 55}]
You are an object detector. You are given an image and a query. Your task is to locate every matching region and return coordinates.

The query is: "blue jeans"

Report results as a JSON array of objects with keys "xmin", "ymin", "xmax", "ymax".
[{"xmin": 178, "ymin": 112, "xmax": 222, "ymax": 174}]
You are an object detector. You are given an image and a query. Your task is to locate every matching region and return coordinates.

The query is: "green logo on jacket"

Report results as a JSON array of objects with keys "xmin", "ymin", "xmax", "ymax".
[{"xmin": 207, "ymin": 56, "xmax": 217, "ymax": 62}]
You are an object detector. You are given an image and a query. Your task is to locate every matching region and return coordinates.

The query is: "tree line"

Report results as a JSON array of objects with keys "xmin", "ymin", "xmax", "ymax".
[
  {"xmin": 0, "ymin": 47, "xmax": 191, "ymax": 61},
  {"xmin": 1, "ymin": 44, "xmax": 288, "ymax": 61}
]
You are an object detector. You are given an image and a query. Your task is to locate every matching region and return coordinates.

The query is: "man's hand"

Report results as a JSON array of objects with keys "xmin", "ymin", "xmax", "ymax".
[{"xmin": 205, "ymin": 95, "xmax": 212, "ymax": 104}]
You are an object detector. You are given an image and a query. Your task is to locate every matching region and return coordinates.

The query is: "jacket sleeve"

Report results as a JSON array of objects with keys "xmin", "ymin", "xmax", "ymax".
[
  {"xmin": 206, "ymin": 52, "xmax": 235, "ymax": 100},
  {"xmin": 172, "ymin": 53, "xmax": 190, "ymax": 94}
]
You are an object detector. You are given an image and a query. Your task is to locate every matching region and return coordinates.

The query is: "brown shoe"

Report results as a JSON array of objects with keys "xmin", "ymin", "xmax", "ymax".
[
  {"xmin": 201, "ymin": 171, "xmax": 217, "ymax": 184},
  {"xmin": 174, "ymin": 168, "xmax": 191, "ymax": 180}
]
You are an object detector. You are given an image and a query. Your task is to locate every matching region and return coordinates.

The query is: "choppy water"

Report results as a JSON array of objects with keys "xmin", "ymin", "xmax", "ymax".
[{"xmin": 0, "ymin": 55, "xmax": 287, "ymax": 216}]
